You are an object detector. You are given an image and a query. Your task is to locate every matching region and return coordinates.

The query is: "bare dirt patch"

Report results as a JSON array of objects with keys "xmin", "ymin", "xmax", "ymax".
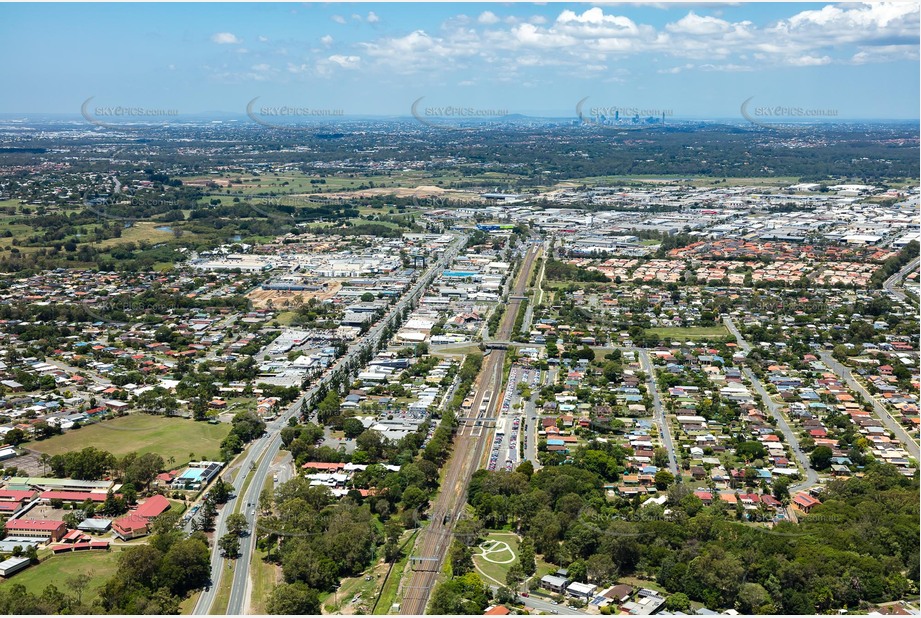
[{"xmin": 246, "ymin": 280, "xmax": 342, "ymax": 309}]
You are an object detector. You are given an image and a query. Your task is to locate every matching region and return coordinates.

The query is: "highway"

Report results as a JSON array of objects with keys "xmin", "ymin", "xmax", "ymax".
[
  {"xmin": 636, "ymin": 349, "xmax": 679, "ymax": 477},
  {"xmin": 882, "ymin": 256, "xmax": 920, "ymax": 303},
  {"xmin": 193, "ymin": 234, "xmax": 467, "ymax": 615},
  {"xmin": 399, "ymin": 244, "xmax": 541, "ymax": 615}
]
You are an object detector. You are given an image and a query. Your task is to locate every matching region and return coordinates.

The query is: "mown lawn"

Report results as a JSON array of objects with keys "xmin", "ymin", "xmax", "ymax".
[
  {"xmin": 472, "ymin": 532, "xmax": 520, "ymax": 587},
  {"xmin": 0, "ymin": 549, "xmax": 122, "ymax": 603},
  {"xmin": 31, "ymin": 415, "xmax": 229, "ymax": 465}
]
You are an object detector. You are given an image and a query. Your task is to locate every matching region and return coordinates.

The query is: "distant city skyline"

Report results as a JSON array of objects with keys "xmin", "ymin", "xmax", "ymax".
[{"xmin": 0, "ymin": 2, "xmax": 918, "ymax": 120}]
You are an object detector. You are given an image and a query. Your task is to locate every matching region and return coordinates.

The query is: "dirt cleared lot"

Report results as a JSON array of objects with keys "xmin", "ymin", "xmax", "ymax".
[{"xmin": 246, "ymin": 280, "xmax": 342, "ymax": 309}]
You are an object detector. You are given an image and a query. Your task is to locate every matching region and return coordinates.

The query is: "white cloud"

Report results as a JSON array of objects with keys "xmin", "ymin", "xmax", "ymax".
[
  {"xmin": 367, "ymin": 11, "xmax": 380, "ymax": 24},
  {"xmin": 851, "ymin": 44, "xmax": 919, "ymax": 64},
  {"xmin": 328, "ymin": 54, "xmax": 361, "ymax": 69},
  {"xmin": 666, "ymin": 12, "xmax": 733, "ymax": 35},
  {"xmin": 326, "ymin": 4, "xmax": 919, "ymax": 80},
  {"xmin": 331, "ymin": 15, "xmax": 346, "ymax": 24},
  {"xmin": 321, "ymin": 35, "xmax": 334, "ymax": 46},
  {"xmin": 697, "ymin": 62, "xmax": 753, "ymax": 72},
  {"xmin": 211, "ymin": 32, "xmax": 241, "ymax": 45},
  {"xmin": 657, "ymin": 63, "xmax": 694, "ymax": 74},
  {"xmin": 258, "ymin": 35, "xmax": 268, "ymax": 43},
  {"xmin": 785, "ymin": 55, "xmax": 832, "ymax": 67},
  {"xmin": 478, "ymin": 11, "xmax": 500, "ymax": 25}
]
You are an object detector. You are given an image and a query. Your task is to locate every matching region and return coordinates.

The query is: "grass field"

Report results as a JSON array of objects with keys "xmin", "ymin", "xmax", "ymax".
[
  {"xmin": 31, "ymin": 415, "xmax": 230, "ymax": 465},
  {"xmin": 472, "ymin": 532, "xmax": 520, "ymax": 587},
  {"xmin": 0, "ymin": 549, "xmax": 122, "ymax": 603},
  {"xmin": 94, "ymin": 222, "xmax": 177, "ymax": 248},
  {"xmin": 647, "ymin": 325, "xmax": 730, "ymax": 340}
]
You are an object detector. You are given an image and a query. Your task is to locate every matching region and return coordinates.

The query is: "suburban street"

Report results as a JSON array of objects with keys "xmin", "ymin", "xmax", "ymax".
[
  {"xmin": 517, "ymin": 594, "xmax": 588, "ymax": 616},
  {"xmin": 722, "ymin": 314, "xmax": 752, "ymax": 354},
  {"xmin": 635, "ymin": 348, "xmax": 679, "ymax": 476},
  {"xmin": 741, "ymin": 366, "xmax": 819, "ymax": 492},
  {"xmin": 818, "ymin": 351, "xmax": 920, "ymax": 459},
  {"xmin": 723, "ymin": 315, "xmax": 818, "ymax": 491}
]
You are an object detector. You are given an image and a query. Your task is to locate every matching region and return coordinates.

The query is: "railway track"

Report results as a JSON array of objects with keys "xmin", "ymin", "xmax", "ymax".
[{"xmin": 399, "ymin": 244, "xmax": 539, "ymax": 615}]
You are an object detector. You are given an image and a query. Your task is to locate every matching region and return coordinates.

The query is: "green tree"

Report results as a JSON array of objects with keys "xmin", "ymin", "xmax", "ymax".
[
  {"xmin": 810, "ymin": 446, "xmax": 833, "ymax": 471},
  {"xmin": 450, "ymin": 540, "xmax": 474, "ymax": 576},
  {"xmin": 665, "ymin": 592, "xmax": 691, "ymax": 612},
  {"xmin": 654, "ymin": 470, "xmax": 675, "ymax": 490},
  {"xmin": 518, "ymin": 537, "xmax": 536, "ymax": 576},
  {"xmin": 737, "ymin": 583, "xmax": 774, "ymax": 614},
  {"xmin": 218, "ymin": 532, "xmax": 240, "ymax": 558},
  {"xmin": 266, "ymin": 583, "xmax": 320, "ymax": 615},
  {"xmin": 506, "ymin": 562, "xmax": 526, "ymax": 588},
  {"xmin": 772, "ymin": 475, "xmax": 791, "ymax": 502},
  {"xmin": 125, "ymin": 452, "xmax": 164, "ymax": 491},
  {"xmin": 342, "ymin": 417, "xmax": 365, "ymax": 439},
  {"xmin": 226, "ymin": 513, "xmax": 248, "ymax": 536}
]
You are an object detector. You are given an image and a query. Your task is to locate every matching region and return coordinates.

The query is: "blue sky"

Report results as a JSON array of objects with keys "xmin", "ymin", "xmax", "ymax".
[{"xmin": 0, "ymin": 2, "xmax": 918, "ymax": 119}]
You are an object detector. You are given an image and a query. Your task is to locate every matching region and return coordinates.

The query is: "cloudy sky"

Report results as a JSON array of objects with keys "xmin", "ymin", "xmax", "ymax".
[{"xmin": 1, "ymin": 2, "xmax": 918, "ymax": 119}]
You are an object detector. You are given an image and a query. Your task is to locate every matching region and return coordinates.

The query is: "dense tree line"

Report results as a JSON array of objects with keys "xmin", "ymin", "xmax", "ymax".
[
  {"xmin": 256, "ymin": 481, "xmax": 379, "ymax": 607},
  {"xmin": 460, "ymin": 461, "xmax": 917, "ymax": 613},
  {"xmin": 220, "ymin": 410, "xmax": 267, "ymax": 460},
  {"xmin": 99, "ymin": 512, "xmax": 211, "ymax": 613},
  {"xmin": 543, "ymin": 259, "xmax": 610, "ymax": 283},
  {"xmin": 869, "ymin": 240, "xmax": 919, "ymax": 288}
]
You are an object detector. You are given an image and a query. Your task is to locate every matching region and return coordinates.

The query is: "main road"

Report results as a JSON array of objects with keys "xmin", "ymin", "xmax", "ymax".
[
  {"xmin": 883, "ymin": 256, "xmax": 920, "ymax": 304},
  {"xmin": 194, "ymin": 234, "xmax": 467, "ymax": 615},
  {"xmin": 399, "ymin": 243, "xmax": 541, "ymax": 615}
]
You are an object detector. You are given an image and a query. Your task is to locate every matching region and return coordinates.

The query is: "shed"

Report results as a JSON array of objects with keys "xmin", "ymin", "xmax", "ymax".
[{"xmin": 0, "ymin": 556, "xmax": 30, "ymax": 577}]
